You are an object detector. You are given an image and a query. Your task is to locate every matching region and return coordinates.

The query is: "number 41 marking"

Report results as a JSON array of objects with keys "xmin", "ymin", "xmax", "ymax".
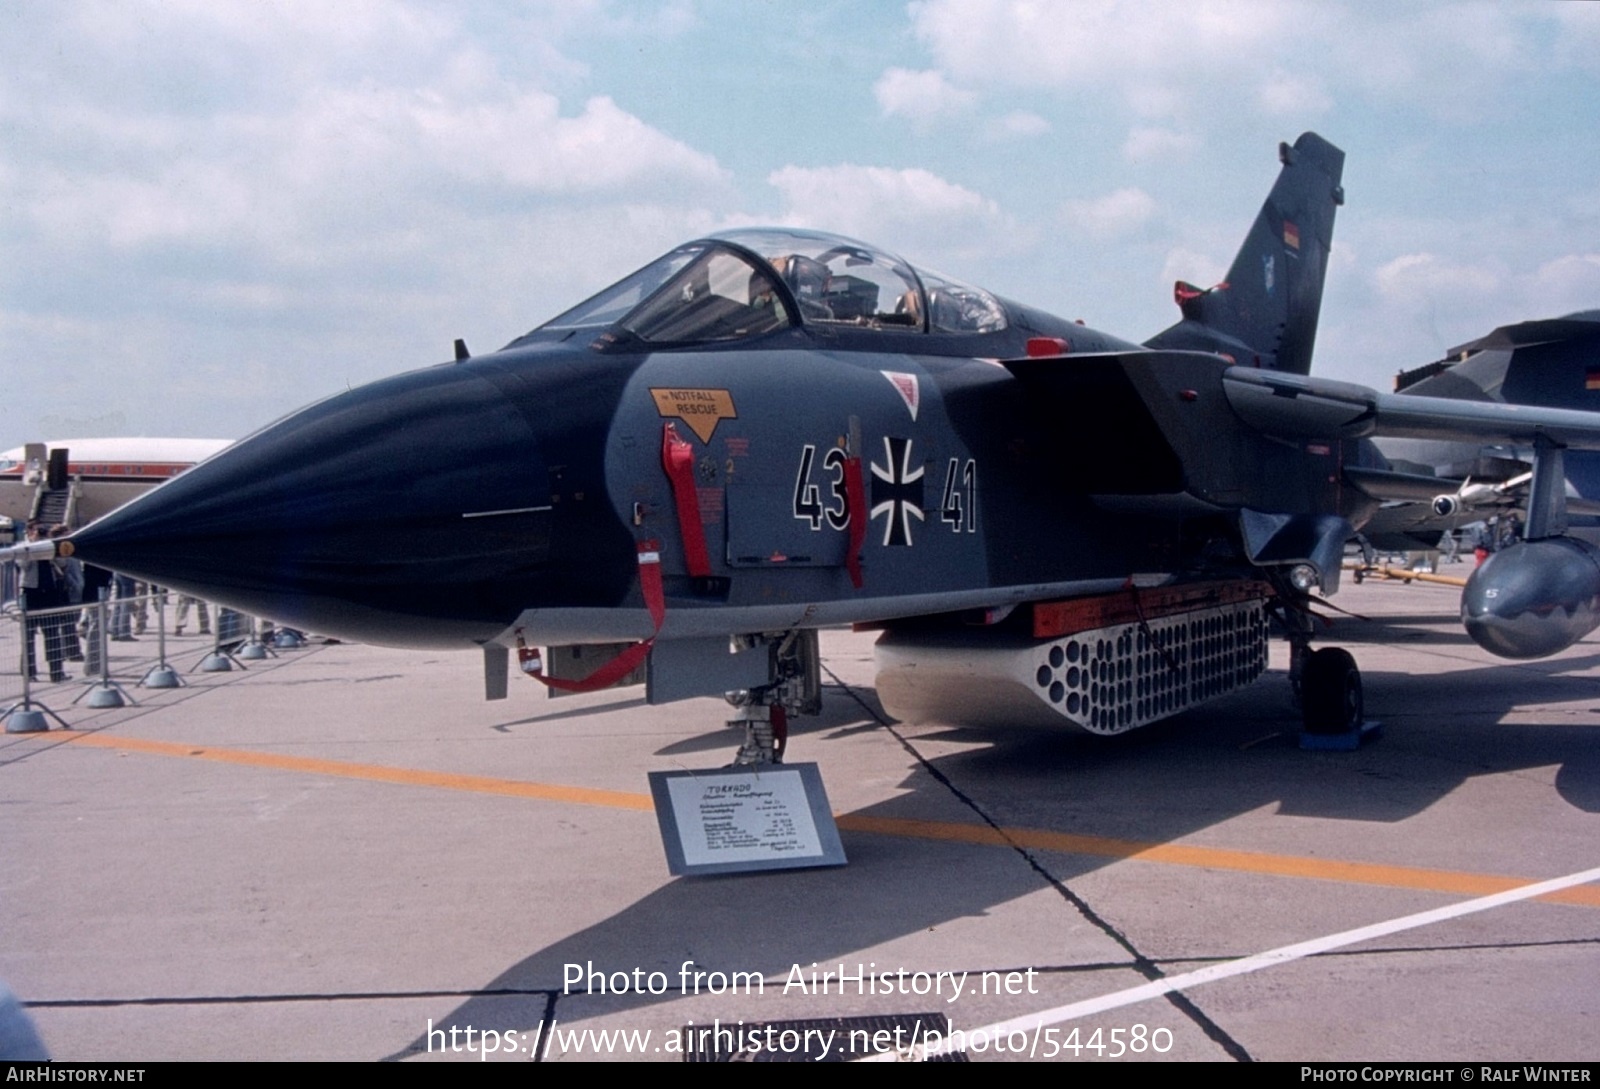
[{"xmin": 940, "ymin": 458, "xmax": 977, "ymax": 533}]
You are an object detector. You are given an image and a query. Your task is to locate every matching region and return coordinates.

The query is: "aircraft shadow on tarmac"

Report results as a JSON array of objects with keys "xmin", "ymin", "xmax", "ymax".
[
  {"xmin": 489, "ymin": 696, "xmax": 650, "ymax": 731},
  {"xmin": 386, "ymin": 650, "xmax": 1600, "ymax": 1058},
  {"xmin": 1315, "ymin": 612, "xmax": 1482, "ymax": 648}
]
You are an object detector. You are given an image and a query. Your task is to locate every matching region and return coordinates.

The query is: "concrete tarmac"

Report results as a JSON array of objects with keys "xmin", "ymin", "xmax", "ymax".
[{"xmin": 3, "ymin": 575, "xmax": 1597, "ymax": 1062}]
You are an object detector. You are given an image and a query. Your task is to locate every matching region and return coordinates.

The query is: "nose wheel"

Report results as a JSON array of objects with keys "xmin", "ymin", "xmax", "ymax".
[
  {"xmin": 1299, "ymin": 645, "xmax": 1378, "ymax": 749},
  {"xmin": 1301, "ymin": 647, "xmax": 1362, "ymax": 733},
  {"xmin": 1273, "ymin": 582, "xmax": 1377, "ymax": 749}
]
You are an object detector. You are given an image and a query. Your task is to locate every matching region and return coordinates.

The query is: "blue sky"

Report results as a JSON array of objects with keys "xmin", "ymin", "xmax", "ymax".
[{"xmin": 3, "ymin": 0, "xmax": 1597, "ymax": 450}]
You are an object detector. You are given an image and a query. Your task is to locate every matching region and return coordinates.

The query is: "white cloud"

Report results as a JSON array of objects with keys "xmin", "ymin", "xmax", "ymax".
[
  {"xmin": 1343, "ymin": 253, "xmax": 1511, "ymax": 374},
  {"xmin": 766, "ymin": 163, "xmax": 1017, "ymax": 265},
  {"xmin": 989, "ymin": 111, "xmax": 1051, "ymax": 139},
  {"xmin": 9, "ymin": 82, "xmax": 730, "ymax": 295},
  {"xmin": 910, "ymin": 0, "xmax": 1293, "ymax": 84},
  {"xmin": 1122, "ymin": 126, "xmax": 1197, "ymax": 163},
  {"xmin": 1553, "ymin": 4, "xmax": 1600, "ymax": 72},
  {"xmin": 1374, "ymin": 253, "xmax": 1501, "ymax": 305},
  {"xmin": 1257, "ymin": 70, "xmax": 1332, "ymax": 116},
  {"xmin": 1327, "ymin": 4, "xmax": 1541, "ymax": 123},
  {"xmin": 410, "ymin": 93, "xmax": 728, "ymax": 194},
  {"xmin": 0, "ymin": 0, "xmax": 740, "ymax": 449},
  {"xmin": 1061, "ymin": 188, "xmax": 1158, "ymax": 237},
  {"xmin": 902, "ymin": 0, "xmax": 1583, "ymax": 125},
  {"xmin": 1521, "ymin": 255, "xmax": 1600, "ymax": 318},
  {"xmin": 906, "ymin": 0, "xmax": 1311, "ymax": 116},
  {"xmin": 873, "ymin": 67, "xmax": 977, "ymax": 123},
  {"xmin": 769, "ymin": 163, "xmax": 997, "ymax": 228},
  {"xmin": 4, "ymin": 5, "xmax": 732, "ymax": 255},
  {"xmin": 1317, "ymin": 200, "xmax": 1600, "ymax": 389},
  {"xmin": 1161, "ymin": 247, "xmax": 1227, "ymax": 292}
]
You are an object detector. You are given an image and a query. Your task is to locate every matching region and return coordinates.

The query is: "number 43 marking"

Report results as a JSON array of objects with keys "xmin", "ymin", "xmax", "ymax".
[
  {"xmin": 940, "ymin": 458, "xmax": 977, "ymax": 533},
  {"xmin": 792, "ymin": 444, "xmax": 850, "ymax": 531}
]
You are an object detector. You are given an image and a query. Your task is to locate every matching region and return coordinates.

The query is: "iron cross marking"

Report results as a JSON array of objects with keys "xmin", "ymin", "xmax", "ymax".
[{"xmin": 870, "ymin": 436, "xmax": 925, "ymax": 547}]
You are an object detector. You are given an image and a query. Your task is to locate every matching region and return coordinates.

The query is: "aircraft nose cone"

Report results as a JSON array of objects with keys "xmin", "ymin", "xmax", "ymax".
[{"xmin": 72, "ymin": 362, "xmax": 555, "ymax": 646}]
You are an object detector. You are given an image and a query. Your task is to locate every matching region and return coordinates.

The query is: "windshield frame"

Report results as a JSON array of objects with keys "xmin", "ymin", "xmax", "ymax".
[{"xmin": 513, "ymin": 227, "xmax": 1008, "ymax": 351}]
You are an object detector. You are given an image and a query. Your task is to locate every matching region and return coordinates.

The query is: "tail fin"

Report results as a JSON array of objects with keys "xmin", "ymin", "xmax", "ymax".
[{"xmin": 1145, "ymin": 132, "xmax": 1344, "ymax": 375}]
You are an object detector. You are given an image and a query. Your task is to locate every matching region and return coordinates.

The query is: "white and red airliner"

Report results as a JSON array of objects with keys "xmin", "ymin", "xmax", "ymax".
[{"xmin": 0, "ymin": 438, "xmax": 231, "ymax": 527}]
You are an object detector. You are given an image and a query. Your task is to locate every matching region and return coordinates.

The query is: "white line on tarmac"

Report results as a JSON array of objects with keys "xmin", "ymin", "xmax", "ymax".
[{"xmin": 867, "ymin": 863, "xmax": 1600, "ymax": 1062}]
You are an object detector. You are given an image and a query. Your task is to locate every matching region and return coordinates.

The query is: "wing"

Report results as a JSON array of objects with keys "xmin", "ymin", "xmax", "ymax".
[
  {"xmin": 1220, "ymin": 366, "xmax": 1600, "ymax": 449},
  {"xmin": 1003, "ymin": 349, "xmax": 1600, "ymax": 584}
]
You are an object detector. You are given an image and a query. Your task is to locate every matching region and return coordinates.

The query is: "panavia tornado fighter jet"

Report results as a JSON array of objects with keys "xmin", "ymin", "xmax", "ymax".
[
  {"xmin": 30, "ymin": 133, "xmax": 1600, "ymax": 756},
  {"xmin": 1361, "ymin": 311, "xmax": 1600, "ymax": 552}
]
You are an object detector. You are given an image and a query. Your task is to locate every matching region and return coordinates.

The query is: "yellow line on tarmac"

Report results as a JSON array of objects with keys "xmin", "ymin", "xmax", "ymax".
[
  {"xmin": 49, "ymin": 731, "xmax": 1600, "ymax": 908},
  {"xmin": 833, "ymin": 815, "xmax": 1600, "ymax": 909},
  {"xmin": 58, "ymin": 731, "xmax": 654, "ymax": 812}
]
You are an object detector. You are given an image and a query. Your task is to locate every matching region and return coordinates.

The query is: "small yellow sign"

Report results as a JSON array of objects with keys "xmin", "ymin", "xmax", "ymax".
[{"xmin": 650, "ymin": 388, "xmax": 737, "ymax": 443}]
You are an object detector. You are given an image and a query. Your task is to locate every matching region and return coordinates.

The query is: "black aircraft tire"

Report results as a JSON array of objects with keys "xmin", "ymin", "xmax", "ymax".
[{"xmin": 1302, "ymin": 647, "xmax": 1363, "ymax": 735}]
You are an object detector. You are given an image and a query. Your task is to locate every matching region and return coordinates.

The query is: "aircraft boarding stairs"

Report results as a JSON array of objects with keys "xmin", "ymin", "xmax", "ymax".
[{"xmin": 24, "ymin": 445, "xmax": 78, "ymax": 530}]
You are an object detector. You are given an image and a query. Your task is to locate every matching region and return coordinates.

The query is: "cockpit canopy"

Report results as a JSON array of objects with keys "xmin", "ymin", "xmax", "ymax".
[{"xmin": 527, "ymin": 228, "xmax": 1007, "ymax": 347}]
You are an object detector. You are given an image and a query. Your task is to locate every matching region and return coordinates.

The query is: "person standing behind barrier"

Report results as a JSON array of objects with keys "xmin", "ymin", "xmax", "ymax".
[
  {"xmin": 0, "ymin": 518, "xmax": 14, "ymax": 605},
  {"xmin": 17, "ymin": 521, "xmax": 69, "ymax": 682},
  {"xmin": 43, "ymin": 528, "xmax": 75, "ymax": 679},
  {"xmin": 112, "ymin": 573, "xmax": 140, "ymax": 641},
  {"xmin": 51, "ymin": 526, "xmax": 85, "ymax": 662},
  {"xmin": 132, "ymin": 579, "xmax": 147, "ymax": 634},
  {"xmin": 174, "ymin": 594, "xmax": 211, "ymax": 636},
  {"xmin": 81, "ymin": 563, "xmax": 114, "ymax": 679}
]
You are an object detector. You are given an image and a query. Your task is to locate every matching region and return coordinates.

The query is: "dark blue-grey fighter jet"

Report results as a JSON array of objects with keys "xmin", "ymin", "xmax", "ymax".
[
  {"xmin": 25, "ymin": 133, "xmax": 1600, "ymax": 752},
  {"xmin": 1366, "ymin": 311, "xmax": 1600, "ymax": 546}
]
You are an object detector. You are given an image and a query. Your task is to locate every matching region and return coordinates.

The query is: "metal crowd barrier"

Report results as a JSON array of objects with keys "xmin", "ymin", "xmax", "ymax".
[{"xmin": 2, "ymin": 582, "xmax": 274, "ymax": 733}]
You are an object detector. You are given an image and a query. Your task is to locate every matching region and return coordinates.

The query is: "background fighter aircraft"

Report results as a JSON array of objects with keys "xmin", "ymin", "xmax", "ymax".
[
  {"xmin": 24, "ymin": 133, "xmax": 1600, "ymax": 755},
  {"xmin": 1360, "ymin": 312, "xmax": 1600, "ymax": 551}
]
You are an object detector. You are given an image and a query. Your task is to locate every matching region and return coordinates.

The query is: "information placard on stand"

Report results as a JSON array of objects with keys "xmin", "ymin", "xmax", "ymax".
[{"xmin": 648, "ymin": 763, "xmax": 846, "ymax": 876}]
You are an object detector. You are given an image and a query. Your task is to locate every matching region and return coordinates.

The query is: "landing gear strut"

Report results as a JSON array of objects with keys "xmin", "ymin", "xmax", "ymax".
[
  {"xmin": 727, "ymin": 696, "xmax": 787, "ymax": 766},
  {"xmin": 1281, "ymin": 592, "xmax": 1317, "ymax": 704},
  {"xmin": 725, "ymin": 629, "xmax": 821, "ymax": 766}
]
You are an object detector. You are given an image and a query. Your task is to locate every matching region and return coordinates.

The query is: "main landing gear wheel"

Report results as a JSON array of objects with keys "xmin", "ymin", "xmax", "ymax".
[{"xmin": 1301, "ymin": 647, "xmax": 1363, "ymax": 735}]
